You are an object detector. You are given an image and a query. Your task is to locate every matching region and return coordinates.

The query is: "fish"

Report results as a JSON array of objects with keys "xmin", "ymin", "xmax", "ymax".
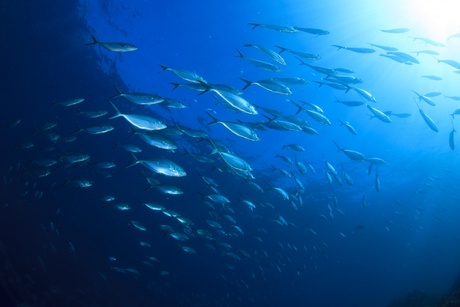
[
  {"xmin": 293, "ymin": 26, "xmax": 329, "ymax": 35},
  {"xmin": 135, "ymin": 132, "xmax": 177, "ymax": 151},
  {"xmin": 334, "ymin": 67, "xmax": 355, "ymax": 74},
  {"xmin": 85, "ymin": 35, "xmax": 137, "ymax": 52},
  {"xmin": 264, "ymin": 116, "xmax": 303, "ymax": 131},
  {"xmin": 239, "ymin": 78, "xmax": 292, "ymax": 95},
  {"xmin": 331, "ymin": 45, "xmax": 375, "ymax": 53},
  {"xmin": 338, "ymin": 120, "xmax": 357, "ymax": 135},
  {"xmin": 352, "ymin": 87, "xmax": 377, "ymax": 103},
  {"xmin": 208, "ymin": 140, "xmax": 252, "ymax": 173},
  {"xmin": 367, "ymin": 105, "xmax": 391, "ymax": 123},
  {"xmin": 53, "ymin": 98, "xmax": 85, "ymax": 107},
  {"xmin": 272, "ymin": 77, "xmax": 308, "ymax": 85},
  {"xmin": 162, "ymin": 98, "xmax": 187, "ymax": 109},
  {"xmin": 368, "ymin": 43, "xmax": 398, "ymax": 51},
  {"xmin": 450, "ymin": 109, "xmax": 460, "ymax": 118},
  {"xmin": 109, "ymin": 102, "xmax": 166, "ymax": 131},
  {"xmin": 155, "ymin": 185, "xmax": 183, "ymax": 195},
  {"xmin": 143, "ymin": 203, "xmax": 165, "ymax": 211},
  {"xmin": 413, "ymin": 50, "xmax": 439, "ymax": 56},
  {"xmin": 206, "ymin": 112, "xmax": 260, "ymax": 141},
  {"xmin": 317, "ymin": 82, "xmax": 350, "ymax": 93},
  {"xmin": 334, "ymin": 98, "xmax": 364, "ymax": 107},
  {"xmin": 248, "ymin": 22, "xmax": 297, "ymax": 33},
  {"xmin": 234, "ymin": 49, "xmax": 282, "ymax": 72},
  {"xmin": 297, "ymin": 59, "xmax": 336, "ymax": 76},
  {"xmin": 131, "ymin": 220, "xmax": 147, "ymax": 231},
  {"xmin": 449, "ymin": 127, "xmax": 456, "ymax": 150},
  {"xmin": 201, "ymin": 83, "xmax": 257, "ymax": 115},
  {"xmin": 289, "ymin": 99, "xmax": 323, "ymax": 114},
  {"xmin": 375, "ymin": 171, "xmax": 380, "ymax": 192},
  {"xmin": 282, "ymin": 144, "xmax": 305, "ymax": 152},
  {"xmin": 76, "ymin": 109, "xmax": 108, "ymax": 118},
  {"xmin": 385, "ymin": 112, "xmax": 412, "ymax": 118},
  {"xmin": 387, "ymin": 52, "xmax": 419, "ymax": 64},
  {"xmin": 412, "ymin": 90, "xmax": 436, "ymax": 106},
  {"xmin": 169, "ymin": 232, "xmax": 189, "ymax": 241},
  {"xmin": 415, "ymin": 102, "xmax": 438, "ymax": 132},
  {"xmin": 329, "ymin": 74, "xmax": 363, "ymax": 85},
  {"xmin": 411, "ymin": 36, "xmax": 445, "ymax": 47},
  {"xmin": 128, "ymin": 154, "xmax": 187, "ymax": 177},
  {"xmin": 275, "ymin": 46, "xmax": 321, "ymax": 60},
  {"xmin": 67, "ymin": 178, "xmax": 93, "ymax": 188},
  {"xmin": 341, "ymin": 164, "xmax": 353, "ymax": 185},
  {"xmin": 112, "ymin": 86, "xmax": 164, "ymax": 106},
  {"xmin": 73, "ymin": 125, "xmax": 114, "ymax": 135},
  {"xmin": 445, "ymin": 96, "xmax": 460, "ymax": 102},
  {"xmin": 275, "ymin": 154, "xmax": 294, "ymax": 166},
  {"xmin": 380, "ymin": 53, "xmax": 413, "ymax": 65},
  {"xmin": 436, "ymin": 59, "xmax": 460, "ymax": 70},
  {"xmin": 380, "ymin": 28, "xmax": 410, "ymax": 34},
  {"xmin": 302, "ymin": 109, "xmax": 331, "ymax": 125},
  {"xmin": 244, "ymin": 44, "xmax": 286, "ymax": 65},
  {"xmin": 160, "ymin": 65, "xmax": 207, "ymax": 83},
  {"xmin": 421, "ymin": 75, "xmax": 442, "ymax": 81},
  {"xmin": 333, "ymin": 141, "xmax": 366, "ymax": 161},
  {"xmin": 424, "ymin": 92, "xmax": 441, "ymax": 97}
]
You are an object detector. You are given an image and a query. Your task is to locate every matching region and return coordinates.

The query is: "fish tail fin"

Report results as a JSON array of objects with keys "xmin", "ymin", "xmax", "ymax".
[
  {"xmin": 110, "ymin": 84, "xmax": 123, "ymax": 99},
  {"xmin": 295, "ymin": 56, "xmax": 307, "ymax": 65},
  {"xmin": 248, "ymin": 22, "xmax": 259, "ymax": 30},
  {"xmin": 84, "ymin": 35, "xmax": 98, "ymax": 46},
  {"xmin": 71, "ymin": 126, "xmax": 83, "ymax": 135},
  {"xmin": 126, "ymin": 153, "xmax": 139, "ymax": 168},
  {"xmin": 159, "ymin": 64, "xmax": 168, "ymax": 72},
  {"xmin": 331, "ymin": 44, "xmax": 344, "ymax": 50},
  {"xmin": 234, "ymin": 48, "xmax": 244, "ymax": 58},
  {"xmin": 74, "ymin": 108, "xmax": 83, "ymax": 117},
  {"xmin": 170, "ymin": 82, "xmax": 180, "ymax": 91},
  {"xmin": 337, "ymin": 119, "xmax": 344, "ymax": 126},
  {"xmin": 275, "ymin": 45, "xmax": 287, "ymax": 54},
  {"xmin": 205, "ymin": 111, "xmax": 219, "ymax": 125},
  {"xmin": 239, "ymin": 78, "xmax": 252, "ymax": 90},
  {"xmin": 127, "ymin": 126, "xmax": 138, "ymax": 138},
  {"xmin": 197, "ymin": 191, "xmax": 206, "ymax": 200},
  {"xmin": 108, "ymin": 101, "xmax": 122, "ymax": 119},
  {"xmin": 332, "ymin": 140, "xmax": 341, "ymax": 152},
  {"xmin": 262, "ymin": 114, "xmax": 274, "ymax": 123},
  {"xmin": 288, "ymin": 99, "xmax": 304, "ymax": 115}
]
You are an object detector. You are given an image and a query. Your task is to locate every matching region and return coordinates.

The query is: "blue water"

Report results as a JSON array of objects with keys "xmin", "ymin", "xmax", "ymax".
[{"xmin": 2, "ymin": 1, "xmax": 460, "ymax": 306}]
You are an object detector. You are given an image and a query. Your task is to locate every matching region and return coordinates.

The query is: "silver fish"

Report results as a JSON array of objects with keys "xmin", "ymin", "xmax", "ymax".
[
  {"xmin": 85, "ymin": 35, "xmax": 137, "ymax": 52},
  {"xmin": 109, "ymin": 102, "xmax": 166, "ymax": 131},
  {"xmin": 160, "ymin": 65, "xmax": 207, "ymax": 83},
  {"xmin": 248, "ymin": 22, "xmax": 297, "ymax": 33},
  {"xmin": 244, "ymin": 44, "xmax": 286, "ymax": 65},
  {"xmin": 128, "ymin": 154, "xmax": 186, "ymax": 177},
  {"xmin": 239, "ymin": 78, "xmax": 291, "ymax": 95},
  {"xmin": 206, "ymin": 112, "xmax": 259, "ymax": 141},
  {"xmin": 235, "ymin": 49, "xmax": 281, "ymax": 72},
  {"xmin": 415, "ymin": 102, "xmax": 438, "ymax": 132},
  {"xmin": 332, "ymin": 45, "xmax": 375, "ymax": 53},
  {"xmin": 112, "ymin": 86, "xmax": 164, "ymax": 106},
  {"xmin": 367, "ymin": 105, "xmax": 391, "ymax": 123}
]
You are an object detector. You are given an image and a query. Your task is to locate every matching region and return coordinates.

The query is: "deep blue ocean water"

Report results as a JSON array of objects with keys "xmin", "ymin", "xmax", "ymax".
[{"xmin": 2, "ymin": 1, "xmax": 460, "ymax": 306}]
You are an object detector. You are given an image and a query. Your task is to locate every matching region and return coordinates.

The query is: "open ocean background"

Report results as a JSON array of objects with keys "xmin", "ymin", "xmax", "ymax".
[{"xmin": 2, "ymin": 1, "xmax": 460, "ymax": 306}]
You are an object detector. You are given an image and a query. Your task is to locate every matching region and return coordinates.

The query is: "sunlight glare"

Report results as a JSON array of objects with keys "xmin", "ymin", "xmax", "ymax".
[{"xmin": 404, "ymin": 0, "xmax": 460, "ymax": 41}]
